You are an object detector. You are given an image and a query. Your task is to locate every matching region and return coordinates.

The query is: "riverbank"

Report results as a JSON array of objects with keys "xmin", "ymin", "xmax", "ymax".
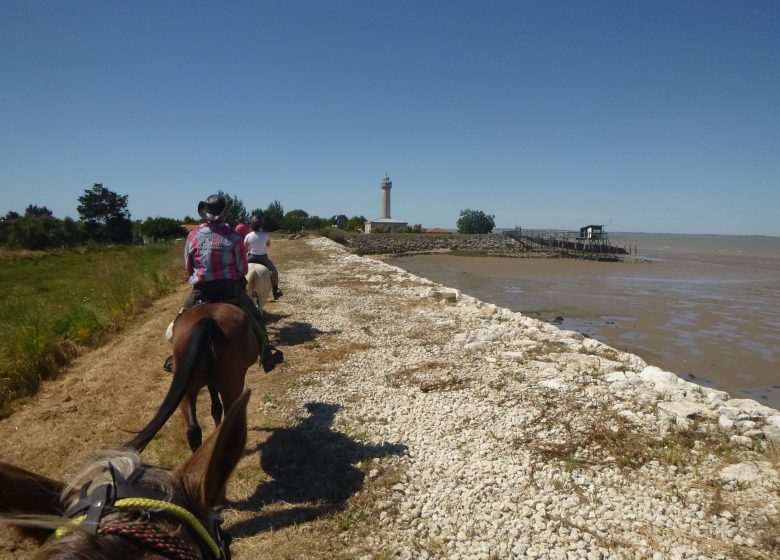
[
  {"xmin": 1, "ymin": 237, "xmax": 778, "ymax": 559},
  {"xmin": 386, "ymin": 245, "xmax": 780, "ymax": 411},
  {"xmin": 287, "ymin": 238, "xmax": 780, "ymax": 558}
]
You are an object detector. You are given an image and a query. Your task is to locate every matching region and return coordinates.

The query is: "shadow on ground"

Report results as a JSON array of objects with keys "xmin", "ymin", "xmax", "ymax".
[
  {"xmin": 273, "ymin": 321, "xmax": 341, "ymax": 346},
  {"xmin": 227, "ymin": 402, "xmax": 406, "ymax": 537}
]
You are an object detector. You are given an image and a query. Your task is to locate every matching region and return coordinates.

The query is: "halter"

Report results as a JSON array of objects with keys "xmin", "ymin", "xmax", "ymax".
[{"xmin": 54, "ymin": 465, "xmax": 231, "ymax": 560}]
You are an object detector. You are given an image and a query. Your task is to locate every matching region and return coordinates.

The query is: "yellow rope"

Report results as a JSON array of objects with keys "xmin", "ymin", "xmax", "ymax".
[{"xmin": 54, "ymin": 497, "xmax": 222, "ymax": 559}]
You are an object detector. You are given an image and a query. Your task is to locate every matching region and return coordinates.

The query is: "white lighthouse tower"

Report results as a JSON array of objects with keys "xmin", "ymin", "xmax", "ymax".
[
  {"xmin": 365, "ymin": 173, "xmax": 408, "ymax": 233},
  {"xmin": 380, "ymin": 174, "xmax": 392, "ymax": 219}
]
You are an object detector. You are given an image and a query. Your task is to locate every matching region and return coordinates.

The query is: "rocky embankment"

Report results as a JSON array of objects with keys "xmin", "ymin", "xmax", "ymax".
[
  {"xmin": 347, "ymin": 232, "xmax": 558, "ymax": 257},
  {"xmin": 285, "ymin": 238, "xmax": 779, "ymax": 559}
]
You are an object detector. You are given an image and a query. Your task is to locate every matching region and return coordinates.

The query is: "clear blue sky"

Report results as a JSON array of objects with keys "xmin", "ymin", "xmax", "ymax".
[{"xmin": 1, "ymin": 1, "xmax": 778, "ymax": 235}]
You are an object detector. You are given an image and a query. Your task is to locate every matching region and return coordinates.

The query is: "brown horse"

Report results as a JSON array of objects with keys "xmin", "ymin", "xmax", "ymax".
[
  {"xmin": 130, "ymin": 303, "xmax": 260, "ymax": 452},
  {"xmin": 0, "ymin": 389, "xmax": 251, "ymax": 560}
]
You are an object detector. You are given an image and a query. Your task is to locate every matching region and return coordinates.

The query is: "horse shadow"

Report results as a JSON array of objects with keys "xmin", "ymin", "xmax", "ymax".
[
  {"xmin": 227, "ymin": 402, "xmax": 406, "ymax": 537},
  {"xmin": 260, "ymin": 310, "xmax": 288, "ymax": 327},
  {"xmin": 273, "ymin": 321, "xmax": 341, "ymax": 347}
]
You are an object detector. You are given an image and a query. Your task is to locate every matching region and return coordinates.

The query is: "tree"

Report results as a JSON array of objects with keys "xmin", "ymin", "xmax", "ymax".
[
  {"xmin": 25, "ymin": 205, "xmax": 54, "ymax": 218},
  {"xmin": 456, "ymin": 209, "xmax": 495, "ymax": 234},
  {"xmin": 346, "ymin": 215, "xmax": 367, "ymax": 231},
  {"xmin": 263, "ymin": 201, "xmax": 284, "ymax": 231},
  {"xmin": 283, "ymin": 209, "xmax": 309, "ymax": 232},
  {"xmin": 331, "ymin": 214, "xmax": 348, "ymax": 229},
  {"xmin": 77, "ymin": 183, "xmax": 133, "ymax": 243},
  {"xmin": 304, "ymin": 215, "xmax": 328, "ymax": 230},
  {"xmin": 215, "ymin": 191, "xmax": 248, "ymax": 226},
  {"xmin": 139, "ymin": 217, "xmax": 187, "ymax": 241}
]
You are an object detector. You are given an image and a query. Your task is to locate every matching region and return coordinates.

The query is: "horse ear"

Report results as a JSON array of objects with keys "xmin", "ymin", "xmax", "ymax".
[
  {"xmin": 0, "ymin": 461, "xmax": 66, "ymax": 516},
  {"xmin": 0, "ymin": 461, "xmax": 66, "ymax": 540},
  {"xmin": 175, "ymin": 389, "xmax": 251, "ymax": 509}
]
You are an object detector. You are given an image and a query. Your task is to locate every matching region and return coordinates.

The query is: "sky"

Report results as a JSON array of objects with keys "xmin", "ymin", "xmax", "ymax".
[{"xmin": 1, "ymin": 1, "xmax": 778, "ymax": 236}]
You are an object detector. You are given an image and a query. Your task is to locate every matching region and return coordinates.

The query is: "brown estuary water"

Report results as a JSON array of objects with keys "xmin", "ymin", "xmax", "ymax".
[{"xmin": 389, "ymin": 233, "xmax": 780, "ymax": 410}]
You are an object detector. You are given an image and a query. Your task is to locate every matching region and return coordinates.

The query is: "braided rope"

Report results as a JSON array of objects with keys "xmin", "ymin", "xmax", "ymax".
[
  {"xmin": 54, "ymin": 497, "xmax": 222, "ymax": 559},
  {"xmin": 99, "ymin": 519, "xmax": 199, "ymax": 560}
]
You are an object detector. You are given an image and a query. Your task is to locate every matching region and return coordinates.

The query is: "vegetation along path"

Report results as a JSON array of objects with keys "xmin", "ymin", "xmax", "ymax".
[{"xmin": 1, "ymin": 237, "xmax": 779, "ymax": 559}]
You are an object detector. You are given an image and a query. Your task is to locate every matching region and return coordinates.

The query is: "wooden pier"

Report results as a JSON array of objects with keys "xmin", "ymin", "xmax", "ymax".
[{"xmin": 503, "ymin": 228, "xmax": 629, "ymax": 261}]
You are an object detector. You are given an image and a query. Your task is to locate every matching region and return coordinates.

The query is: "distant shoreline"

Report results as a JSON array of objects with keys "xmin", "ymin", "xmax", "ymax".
[{"xmin": 348, "ymin": 232, "xmax": 634, "ymax": 261}]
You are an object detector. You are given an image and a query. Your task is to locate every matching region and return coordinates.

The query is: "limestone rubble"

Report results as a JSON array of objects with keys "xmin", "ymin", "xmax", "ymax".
[{"xmin": 284, "ymin": 238, "xmax": 780, "ymax": 559}]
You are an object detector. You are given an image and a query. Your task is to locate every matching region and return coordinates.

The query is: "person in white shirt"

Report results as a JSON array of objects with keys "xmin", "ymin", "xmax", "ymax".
[{"xmin": 245, "ymin": 215, "xmax": 283, "ymax": 300}]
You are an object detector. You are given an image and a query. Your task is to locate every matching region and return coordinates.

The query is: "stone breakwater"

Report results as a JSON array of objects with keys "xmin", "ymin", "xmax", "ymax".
[{"xmin": 287, "ymin": 238, "xmax": 780, "ymax": 559}]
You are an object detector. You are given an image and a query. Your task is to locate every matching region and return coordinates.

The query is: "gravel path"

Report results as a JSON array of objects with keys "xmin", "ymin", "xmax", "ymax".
[{"xmin": 279, "ymin": 238, "xmax": 780, "ymax": 560}]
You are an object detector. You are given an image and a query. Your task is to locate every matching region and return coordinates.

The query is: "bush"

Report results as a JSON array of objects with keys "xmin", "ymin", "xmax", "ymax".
[{"xmin": 319, "ymin": 227, "xmax": 350, "ymax": 245}]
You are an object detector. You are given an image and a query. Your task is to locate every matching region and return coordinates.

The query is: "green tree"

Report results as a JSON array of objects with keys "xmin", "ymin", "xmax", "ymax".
[
  {"xmin": 456, "ymin": 209, "xmax": 495, "ymax": 234},
  {"xmin": 346, "ymin": 215, "xmax": 367, "ymax": 231},
  {"xmin": 283, "ymin": 209, "xmax": 309, "ymax": 232},
  {"xmin": 263, "ymin": 200, "xmax": 284, "ymax": 231},
  {"xmin": 215, "ymin": 191, "xmax": 248, "ymax": 226},
  {"xmin": 305, "ymin": 215, "xmax": 328, "ymax": 230},
  {"xmin": 331, "ymin": 214, "xmax": 348, "ymax": 229},
  {"xmin": 25, "ymin": 205, "xmax": 54, "ymax": 218},
  {"xmin": 139, "ymin": 217, "xmax": 187, "ymax": 241},
  {"xmin": 77, "ymin": 183, "xmax": 133, "ymax": 243}
]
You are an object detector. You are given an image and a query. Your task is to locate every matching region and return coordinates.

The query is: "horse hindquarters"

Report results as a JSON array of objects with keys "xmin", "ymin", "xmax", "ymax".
[
  {"xmin": 246, "ymin": 263, "xmax": 272, "ymax": 310},
  {"xmin": 128, "ymin": 317, "xmax": 220, "ymax": 452}
]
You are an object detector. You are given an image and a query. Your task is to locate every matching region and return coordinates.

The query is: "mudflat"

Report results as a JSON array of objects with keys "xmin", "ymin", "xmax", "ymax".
[{"xmin": 389, "ymin": 253, "xmax": 780, "ymax": 409}]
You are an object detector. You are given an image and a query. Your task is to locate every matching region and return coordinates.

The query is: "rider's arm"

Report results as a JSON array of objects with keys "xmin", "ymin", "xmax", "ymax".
[{"xmin": 235, "ymin": 236, "xmax": 247, "ymax": 276}]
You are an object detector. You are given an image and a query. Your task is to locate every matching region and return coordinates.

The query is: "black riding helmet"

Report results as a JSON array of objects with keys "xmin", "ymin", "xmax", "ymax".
[{"xmin": 197, "ymin": 194, "xmax": 230, "ymax": 222}]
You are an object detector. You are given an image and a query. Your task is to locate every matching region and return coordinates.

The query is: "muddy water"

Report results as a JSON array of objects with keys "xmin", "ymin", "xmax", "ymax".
[{"xmin": 389, "ymin": 234, "xmax": 780, "ymax": 410}]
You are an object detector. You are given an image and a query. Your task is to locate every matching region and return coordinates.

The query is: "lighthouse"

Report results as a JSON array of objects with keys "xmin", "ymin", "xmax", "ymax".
[
  {"xmin": 380, "ymin": 174, "xmax": 392, "ymax": 219},
  {"xmin": 364, "ymin": 173, "xmax": 408, "ymax": 233}
]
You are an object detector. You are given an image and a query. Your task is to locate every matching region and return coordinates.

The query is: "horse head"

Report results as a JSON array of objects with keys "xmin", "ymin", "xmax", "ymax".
[{"xmin": 0, "ymin": 390, "xmax": 251, "ymax": 559}]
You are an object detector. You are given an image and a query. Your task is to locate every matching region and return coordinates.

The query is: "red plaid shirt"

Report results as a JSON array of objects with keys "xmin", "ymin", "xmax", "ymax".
[{"xmin": 185, "ymin": 222, "xmax": 248, "ymax": 284}]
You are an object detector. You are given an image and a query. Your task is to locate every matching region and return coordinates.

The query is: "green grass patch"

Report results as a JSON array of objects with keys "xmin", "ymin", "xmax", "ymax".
[
  {"xmin": 0, "ymin": 242, "xmax": 183, "ymax": 414},
  {"xmin": 448, "ymin": 249, "xmax": 489, "ymax": 257}
]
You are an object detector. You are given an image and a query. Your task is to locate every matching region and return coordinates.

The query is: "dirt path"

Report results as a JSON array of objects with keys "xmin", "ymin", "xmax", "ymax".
[{"xmin": 1, "ymin": 238, "xmax": 398, "ymax": 559}]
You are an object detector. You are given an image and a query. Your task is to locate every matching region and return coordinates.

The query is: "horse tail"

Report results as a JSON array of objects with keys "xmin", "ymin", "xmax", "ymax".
[{"xmin": 126, "ymin": 317, "xmax": 219, "ymax": 452}]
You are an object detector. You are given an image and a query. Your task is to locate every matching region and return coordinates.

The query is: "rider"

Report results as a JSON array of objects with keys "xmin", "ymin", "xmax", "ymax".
[
  {"xmin": 163, "ymin": 194, "xmax": 282, "ymax": 372},
  {"xmin": 245, "ymin": 215, "xmax": 283, "ymax": 300}
]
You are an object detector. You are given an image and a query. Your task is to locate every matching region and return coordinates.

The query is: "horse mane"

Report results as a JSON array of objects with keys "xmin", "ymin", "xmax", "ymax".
[{"xmin": 62, "ymin": 450, "xmax": 175, "ymax": 505}]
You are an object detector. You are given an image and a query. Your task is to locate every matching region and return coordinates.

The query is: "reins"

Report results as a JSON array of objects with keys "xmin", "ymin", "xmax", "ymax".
[{"xmin": 53, "ymin": 465, "xmax": 230, "ymax": 560}]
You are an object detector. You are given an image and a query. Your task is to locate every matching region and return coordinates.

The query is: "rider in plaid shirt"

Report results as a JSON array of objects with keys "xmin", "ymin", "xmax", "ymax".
[
  {"xmin": 185, "ymin": 221, "xmax": 246, "ymax": 285},
  {"xmin": 162, "ymin": 194, "xmax": 282, "ymax": 372}
]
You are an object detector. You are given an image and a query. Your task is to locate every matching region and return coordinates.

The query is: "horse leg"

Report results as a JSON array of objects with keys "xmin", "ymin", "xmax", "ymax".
[
  {"xmin": 179, "ymin": 394, "xmax": 202, "ymax": 451},
  {"xmin": 207, "ymin": 384, "xmax": 223, "ymax": 426}
]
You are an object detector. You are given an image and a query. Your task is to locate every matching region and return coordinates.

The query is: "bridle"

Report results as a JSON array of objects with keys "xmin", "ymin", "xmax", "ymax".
[{"xmin": 54, "ymin": 465, "xmax": 231, "ymax": 560}]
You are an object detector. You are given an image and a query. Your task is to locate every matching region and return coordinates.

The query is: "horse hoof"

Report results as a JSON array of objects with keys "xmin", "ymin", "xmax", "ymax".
[
  {"xmin": 187, "ymin": 427, "xmax": 203, "ymax": 451},
  {"xmin": 262, "ymin": 348, "xmax": 284, "ymax": 373}
]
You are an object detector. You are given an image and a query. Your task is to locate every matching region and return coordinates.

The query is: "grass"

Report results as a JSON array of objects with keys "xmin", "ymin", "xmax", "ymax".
[{"xmin": 0, "ymin": 242, "xmax": 182, "ymax": 414}]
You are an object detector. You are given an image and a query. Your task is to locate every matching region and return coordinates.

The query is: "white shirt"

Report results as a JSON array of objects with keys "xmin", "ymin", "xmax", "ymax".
[{"xmin": 244, "ymin": 231, "xmax": 269, "ymax": 255}]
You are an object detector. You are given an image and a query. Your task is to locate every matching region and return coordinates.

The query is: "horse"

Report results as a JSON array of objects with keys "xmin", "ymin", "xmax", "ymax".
[
  {"xmin": 245, "ymin": 262, "xmax": 272, "ymax": 310},
  {"xmin": 0, "ymin": 389, "xmax": 251, "ymax": 560},
  {"xmin": 132, "ymin": 303, "xmax": 260, "ymax": 452}
]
